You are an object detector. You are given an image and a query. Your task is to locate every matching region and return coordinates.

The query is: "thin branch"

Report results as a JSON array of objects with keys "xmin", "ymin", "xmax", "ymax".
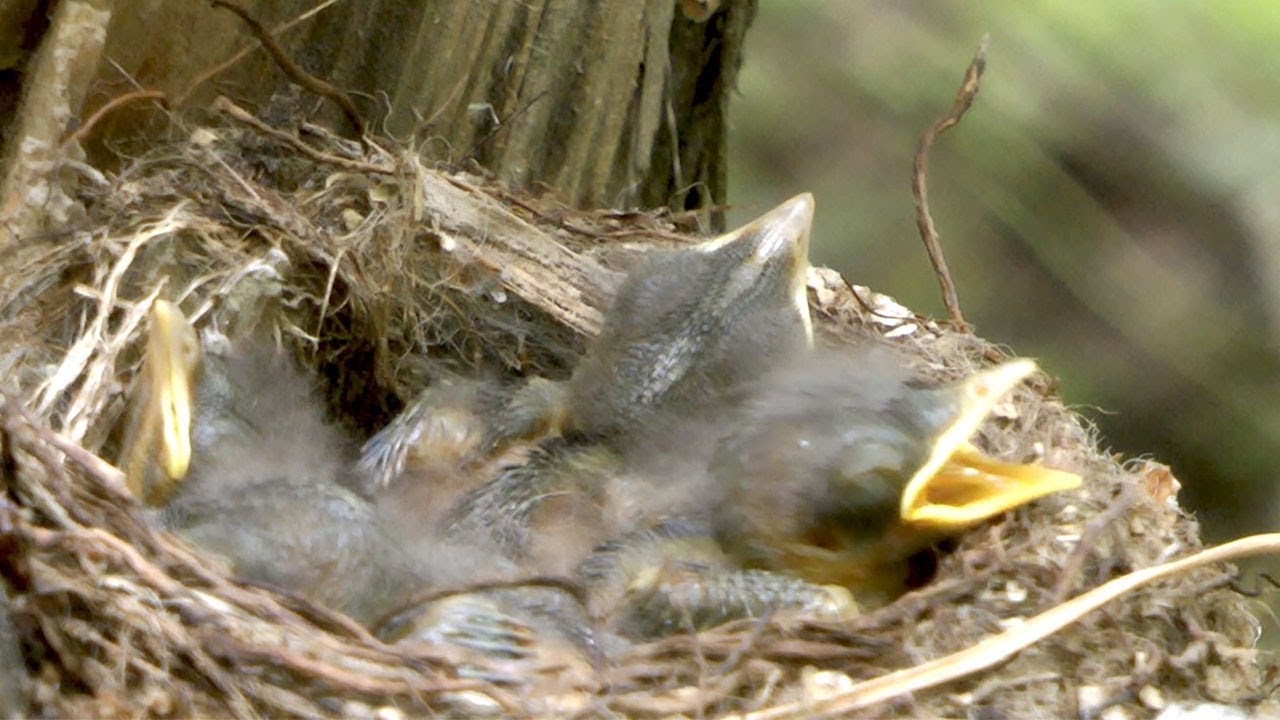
[
  {"xmin": 370, "ymin": 574, "xmax": 588, "ymax": 638},
  {"xmin": 912, "ymin": 34, "xmax": 989, "ymax": 333},
  {"xmin": 1050, "ymin": 481, "xmax": 1137, "ymax": 604},
  {"xmin": 213, "ymin": 97, "xmax": 393, "ymax": 176},
  {"xmin": 210, "ymin": 0, "xmax": 367, "ymax": 141},
  {"xmin": 461, "ymin": 90, "xmax": 549, "ymax": 163},
  {"xmin": 176, "ymin": 0, "xmax": 340, "ymax": 107},
  {"xmin": 62, "ymin": 90, "xmax": 168, "ymax": 149}
]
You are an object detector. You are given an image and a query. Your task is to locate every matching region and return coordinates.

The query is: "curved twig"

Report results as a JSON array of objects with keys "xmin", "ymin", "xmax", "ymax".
[{"xmin": 912, "ymin": 35, "xmax": 989, "ymax": 332}]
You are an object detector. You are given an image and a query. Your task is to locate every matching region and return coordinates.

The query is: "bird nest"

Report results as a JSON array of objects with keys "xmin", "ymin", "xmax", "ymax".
[{"xmin": 0, "ymin": 104, "xmax": 1270, "ymax": 718}]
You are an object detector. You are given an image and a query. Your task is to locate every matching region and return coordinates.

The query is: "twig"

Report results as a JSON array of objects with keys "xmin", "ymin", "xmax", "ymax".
[
  {"xmin": 713, "ymin": 611, "xmax": 773, "ymax": 676},
  {"xmin": 231, "ymin": 575, "xmax": 376, "ymax": 642},
  {"xmin": 912, "ymin": 35, "xmax": 989, "ymax": 333},
  {"xmin": 461, "ymin": 90, "xmax": 549, "ymax": 163},
  {"xmin": 202, "ymin": 632, "xmax": 502, "ymax": 699},
  {"xmin": 176, "ymin": 0, "xmax": 340, "ymax": 106},
  {"xmin": 1229, "ymin": 572, "xmax": 1280, "ymax": 597},
  {"xmin": 213, "ymin": 97, "xmax": 394, "ymax": 176},
  {"xmin": 14, "ymin": 402, "xmax": 128, "ymax": 495},
  {"xmin": 1050, "ymin": 482, "xmax": 1137, "ymax": 604},
  {"xmin": 33, "ymin": 208, "xmax": 186, "ymax": 423},
  {"xmin": 210, "ymin": 0, "xmax": 367, "ymax": 141},
  {"xmin": 371, "ymin": 574, "xmax": 589, "ymax": 638},
  {"xmin": 62, "ymin": 90, "xmax": 168, "ymax": 149}
]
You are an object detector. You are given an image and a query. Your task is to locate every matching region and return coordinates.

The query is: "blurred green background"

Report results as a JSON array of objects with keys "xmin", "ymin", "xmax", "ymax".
[{"xmin": 728, "ymin": 2, "xmax": 1280, "ymax": 570}]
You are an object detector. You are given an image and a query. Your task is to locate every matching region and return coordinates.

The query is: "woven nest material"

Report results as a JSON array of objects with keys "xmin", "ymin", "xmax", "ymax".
[{"xmin": 0, "ymin": 107, "xmax": 1270, "ymax": 719}]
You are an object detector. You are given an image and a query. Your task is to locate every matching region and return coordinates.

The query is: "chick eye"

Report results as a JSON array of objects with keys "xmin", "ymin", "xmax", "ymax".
[
  {"xmin": 834, "ymin": 467, "xmax": 902, "ymax": 511},
  {"xmin": 818, "ymin": 467, "xmax": 901, "ymax": 539}
]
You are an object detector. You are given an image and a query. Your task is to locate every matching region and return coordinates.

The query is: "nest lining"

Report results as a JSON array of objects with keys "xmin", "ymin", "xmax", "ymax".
[{"xmin": 0, "ymin": 109, "xmax": 1268, "ymax": 718}]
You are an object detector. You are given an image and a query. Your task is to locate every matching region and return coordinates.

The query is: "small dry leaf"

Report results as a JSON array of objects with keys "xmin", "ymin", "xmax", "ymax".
[
  {"xmin": 806, "ymin": 266, "xmax": 841, "ymax": 306},
  {"xmin": 1141, "ymin": 461, "xmax": 1181, "ymax": 504}
]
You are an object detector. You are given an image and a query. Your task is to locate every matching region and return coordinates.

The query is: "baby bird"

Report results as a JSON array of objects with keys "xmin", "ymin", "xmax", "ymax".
[
  {"xmin": 120, "ymin": 300, "xmax": 431, "ymax": 626},
  {"xmin": 557, "ymin": 351, "xmax": 1082, "ymax": 638},
  {"xmin": 710, "ymin": 350, "xmax": 1083, "ymax": 606},
  {"xmin": 562, "ymin": 192, "xmax": 814, "ymax": 445}
]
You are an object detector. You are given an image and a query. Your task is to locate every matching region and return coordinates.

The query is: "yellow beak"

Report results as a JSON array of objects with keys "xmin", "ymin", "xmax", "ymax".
[
  {"xmin": 696, "ymin": 193, "xmax": 815, "ymax": 347},
  {"xmin": 150, "ymin": 300, "xmax": 196, "ymax": 482},
  {"xmin": 900, "ymin": 359, "xmax": 1082, "ymax": 528},
  {"xmin": 124, "ymin": 299, "xmax": 199, "ymax": 501}
]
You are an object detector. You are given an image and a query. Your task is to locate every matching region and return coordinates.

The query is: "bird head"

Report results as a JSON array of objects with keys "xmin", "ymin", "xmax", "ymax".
[
  {"xmin": 689, "ymin": 191, "xmax": 815, "ymax": 350},
  {"xmin": 568, "ymin": 193, "xmax": 815, "ymax": 440},
  {"xmin": 711, "ymin": 353, "xmax": 1081, "ymax": 601}
]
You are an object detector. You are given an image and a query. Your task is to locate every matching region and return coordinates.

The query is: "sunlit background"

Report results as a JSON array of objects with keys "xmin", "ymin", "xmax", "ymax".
[{"xmin": 728, "ymin": 1, "xmax": 1280, "ymax": 598}]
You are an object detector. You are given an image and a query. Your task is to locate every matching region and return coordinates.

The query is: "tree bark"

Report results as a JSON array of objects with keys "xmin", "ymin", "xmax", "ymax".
[{"xmin": 0, "ymin": 0, "xmax": 755, "ymax": 252}]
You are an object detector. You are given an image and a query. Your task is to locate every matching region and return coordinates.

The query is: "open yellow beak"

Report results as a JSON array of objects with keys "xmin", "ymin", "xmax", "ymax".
[
  {"xmin": 900, "ymin": 359, "xmax": 1082, "ymax": 528},
  {"xmin": 150, "ymin": 300, "xmax": 196, "ymax": 482},
  {"xmin": 123, "ymin": 299, "xmax": 199, "ymax": 502}
]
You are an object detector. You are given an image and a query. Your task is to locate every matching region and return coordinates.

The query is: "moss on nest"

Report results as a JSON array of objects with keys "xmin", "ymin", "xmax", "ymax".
[{"xmin": 0, "ymin": 109, "xmax": 1269, "ymax": 718}]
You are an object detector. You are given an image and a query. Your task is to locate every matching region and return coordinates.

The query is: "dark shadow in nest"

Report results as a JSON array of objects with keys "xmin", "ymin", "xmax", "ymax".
[{"xmin": 293, "ymin": 251, "xmax": 583, "ymax": 439}]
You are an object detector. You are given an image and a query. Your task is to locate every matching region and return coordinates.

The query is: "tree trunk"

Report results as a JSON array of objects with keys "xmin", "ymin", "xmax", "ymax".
[{"xmin": 0, "ymin": 0, "xmax": 755, "ymax": 250}]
